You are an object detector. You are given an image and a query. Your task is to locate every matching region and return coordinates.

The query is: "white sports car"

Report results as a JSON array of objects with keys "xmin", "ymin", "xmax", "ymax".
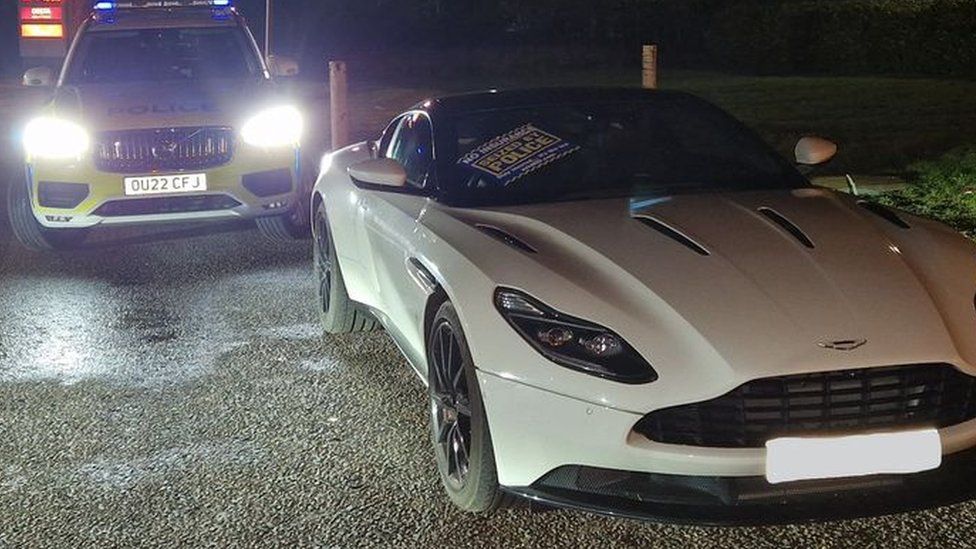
[{"xmin": 311, "ymin": 88, "xmax": 976, "ymax": 524}]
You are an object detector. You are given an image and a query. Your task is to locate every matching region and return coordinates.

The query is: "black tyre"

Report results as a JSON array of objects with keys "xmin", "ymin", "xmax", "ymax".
[
  {"xmin": 428, "ymin": 301, "xmax": 507, "ymax": 513},
  {"xmin": 256, "ymin": 209, "xmax": 310, "ymax": 242},
  {"xmin": 313, "ymin": 201, "xmax": 377, "ymax": 333},
  {"xmin": 6, "ymin": 177, "xmax": 89, "ymax": 252}
]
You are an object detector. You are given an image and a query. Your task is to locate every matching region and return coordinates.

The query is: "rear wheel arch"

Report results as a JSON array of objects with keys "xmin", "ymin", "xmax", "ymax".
[{"xmin": 313, "ymin": 200, "xmax": 378, "ymax": 333}]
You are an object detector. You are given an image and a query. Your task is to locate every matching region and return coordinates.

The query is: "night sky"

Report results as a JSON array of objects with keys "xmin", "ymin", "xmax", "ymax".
[
  {"xmin": 1, "ymin": 1, "xmax": 18, "ymax": 77},
  {"xmin": 3, "ymin": 1, "xmax": 973, "ymax": 79}
]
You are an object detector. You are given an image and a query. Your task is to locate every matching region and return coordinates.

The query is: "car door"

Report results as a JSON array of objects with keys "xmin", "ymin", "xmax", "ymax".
[
  {"xmin": 343, "ymin": 117, "xmax": 404, "ymax": 307},
  {"xmin": 360, "ymin": 112, "xmax": 437, "ymax": 366}
]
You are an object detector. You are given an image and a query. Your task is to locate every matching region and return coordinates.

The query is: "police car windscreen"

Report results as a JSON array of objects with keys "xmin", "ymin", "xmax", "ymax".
[{"xmin": 66, "ymin": 27, "xmax": 262, "ymax": 84}]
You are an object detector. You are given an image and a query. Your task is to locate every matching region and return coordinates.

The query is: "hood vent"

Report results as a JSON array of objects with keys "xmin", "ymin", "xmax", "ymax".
[
  {"xmin": 634, "ymin": 216, "xmax": 710, "ymax": 256},
  {"xmin": 475, "ymin": 224, "xmax": 537, "ymax": 254},
  {"xmin": 758, "ymin": 207, "xmax": 815, "ymax": 249},
  {"xmin": 857, "ymin": 200, "xmax": 911, "ymax": 229}
]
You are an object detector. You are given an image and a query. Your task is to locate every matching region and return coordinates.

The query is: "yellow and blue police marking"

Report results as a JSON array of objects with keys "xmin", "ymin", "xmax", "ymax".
[{"xmin": 458, "ymin": 124, "xmax": 580, "ymax": 186}]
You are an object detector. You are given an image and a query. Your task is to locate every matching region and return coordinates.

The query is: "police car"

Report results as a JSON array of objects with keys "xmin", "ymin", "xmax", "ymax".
[{"xmin": 11, "ymin": 0, "xmax": 309, "ymax": 250}]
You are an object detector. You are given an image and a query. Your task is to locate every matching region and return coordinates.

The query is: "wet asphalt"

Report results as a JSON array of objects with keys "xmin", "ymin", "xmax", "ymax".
[{"xmin": 1, "ymin": 86, "xmax": 976, "ymax": 548}]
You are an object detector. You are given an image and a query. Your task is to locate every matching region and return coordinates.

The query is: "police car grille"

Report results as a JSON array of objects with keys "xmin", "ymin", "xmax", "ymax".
[
  {"xmin": 634, "ymin": 364, "xmax": 976, "ymax": 448},
  {"xmin": 94, "ymin": 127, "xmax": 234, "ymax": 173}
]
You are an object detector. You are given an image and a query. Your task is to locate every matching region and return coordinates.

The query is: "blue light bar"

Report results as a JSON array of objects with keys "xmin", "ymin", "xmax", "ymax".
[{"xmin": 94, "ymin": 0, "xmax": 232, "ymax": 9}]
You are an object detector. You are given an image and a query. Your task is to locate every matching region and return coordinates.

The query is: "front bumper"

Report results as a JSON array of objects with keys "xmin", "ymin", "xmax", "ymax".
[
  {"xmin": 509, "ymin": 448, "xmax": 976, "ymax": 525},
  {"xmin": 26, "ymin": 145, "xmax": 300, "ymax": 229},
  {"xmin": 478, "ymin": 371, "xmax": 976, "ymax": 524}
]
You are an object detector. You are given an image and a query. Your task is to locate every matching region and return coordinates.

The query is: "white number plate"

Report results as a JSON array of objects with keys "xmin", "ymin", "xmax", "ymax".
[
  {"xmin": 123, "ymin": 173, "xmax": 207, "ymax": 196},
  {"xmin": 765, "ymin": 429, "xmax": 942, "ymax": 484}
]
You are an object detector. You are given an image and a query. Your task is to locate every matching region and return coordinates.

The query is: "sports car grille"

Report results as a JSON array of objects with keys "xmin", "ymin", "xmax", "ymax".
[
  {"xmin": 94, "ymin": 127, "xmax": 234, "ymax": 173},
  {"xmin": 635, "ymin": 364, "xmax": 976, "ymax": 448}
]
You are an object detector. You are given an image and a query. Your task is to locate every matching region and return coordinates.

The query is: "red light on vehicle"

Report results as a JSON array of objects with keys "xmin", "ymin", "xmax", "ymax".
[
  {"xmin": 20, "ymin": 23, "xmax": 64, "ymax": 38},
  {"xmin": 20, "ymin": 7, "xmax": 63, "ymax": 21}
]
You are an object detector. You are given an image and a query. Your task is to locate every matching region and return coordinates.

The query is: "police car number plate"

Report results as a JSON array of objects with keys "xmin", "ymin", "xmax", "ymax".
[{"xmin": 123, "ymin": 173, "xmax": 208, "ymax": 196}]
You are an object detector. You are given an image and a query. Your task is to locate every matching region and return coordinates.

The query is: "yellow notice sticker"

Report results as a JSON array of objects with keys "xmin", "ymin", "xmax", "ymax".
[{"xmin": 458, "ymin": 124, "xmax": 579, "ymax": 185}]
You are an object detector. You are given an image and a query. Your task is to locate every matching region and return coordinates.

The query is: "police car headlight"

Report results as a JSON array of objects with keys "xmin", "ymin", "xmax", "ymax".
[
  {"xmin": 241, "ymin": 105, "xmax": 303, "ymax": 148},
  {"xmin": 23, "ymin": 117, "xmax": 90, "ymax": 160}
]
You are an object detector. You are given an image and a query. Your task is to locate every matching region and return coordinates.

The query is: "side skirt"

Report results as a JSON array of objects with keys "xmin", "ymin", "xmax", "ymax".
[{"xmin": 364, "ymin": 304, "xmax": 429, "ymax": 387}]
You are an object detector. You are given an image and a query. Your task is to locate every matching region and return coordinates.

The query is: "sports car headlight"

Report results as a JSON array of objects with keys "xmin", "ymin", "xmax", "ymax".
[
  {"xmin": 495, "ymin": 288, "xmax": 657, "ymax": 384},
  {"xmin": 241, "ymin": 105, "xmax": 303, "ymax": 147},
  {"xmin": 23, "ymin": 117, "xmax": 90, "ymax": 160}
]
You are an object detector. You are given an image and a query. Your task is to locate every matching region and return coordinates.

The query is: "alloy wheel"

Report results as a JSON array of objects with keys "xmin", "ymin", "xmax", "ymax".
[{"xmin": 429, "ymin": 320, "xmax": 473, "ymax": 489}]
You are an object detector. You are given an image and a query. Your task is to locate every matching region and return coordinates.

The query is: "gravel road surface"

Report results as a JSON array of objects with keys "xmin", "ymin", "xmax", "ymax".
[
  {"xmin": 1, "ymin": 80, "xmax": 975, "ymax": 549},
  {"xmin": 2, "ymin": 215, "xmax": 976, "ymax": 548}
]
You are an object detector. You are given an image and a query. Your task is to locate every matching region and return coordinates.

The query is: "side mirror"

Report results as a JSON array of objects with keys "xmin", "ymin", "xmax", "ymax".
[
  {"xmin": 268, "ymin": 55, "xmax": 300, "ymax": 78},
  {"xmin": 795, "ymin": 136, "xmax": 838, "ymax": 166},
  {"xmin": 23, "ymin": 66, "xmax": 54, "ymax": 87},
  {"xmin": 348, "ymin": 158, "xmax": 407, "ymax": 188}
]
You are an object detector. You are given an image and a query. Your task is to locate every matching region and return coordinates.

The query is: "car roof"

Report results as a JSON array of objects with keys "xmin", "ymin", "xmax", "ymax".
[
  {"xmin": 88, "ymin": 7, "xmax": 242, "ymax": 31},
  {"xmin": 417, "ymin": 87, "xmax": 691, "ymax": 117}
]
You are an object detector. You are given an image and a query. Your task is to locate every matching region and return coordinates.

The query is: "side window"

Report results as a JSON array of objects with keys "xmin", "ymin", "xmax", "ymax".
[
  {"xmin": 378, "ymin": 117, "xmax": 403, "ymax": 159},
  {"xmin": 386, "ymin": 113, "xmax": 434, "ymax": 190}
]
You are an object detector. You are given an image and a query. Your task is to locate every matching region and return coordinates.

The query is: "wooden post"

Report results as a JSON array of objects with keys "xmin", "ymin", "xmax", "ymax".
[
  {"xmin": 329, "ymin": 61, "xmax": 349, "ymax": 150},
  {"xmin": 642, "ymin": 45, "xmax": 658, "ymax": 89}
]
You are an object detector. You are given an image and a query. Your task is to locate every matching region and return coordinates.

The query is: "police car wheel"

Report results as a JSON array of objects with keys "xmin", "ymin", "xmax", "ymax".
[
  {"xmin": 6, "ymin": 178, "xmax": 89, "ymax": 252},
  {"xmin": 255, "ymin": 210, "xmax": 310, "ymax": 242},
  {"xmin": 313, "ymin": 201, "xmax": 378, "ymax": 334}
]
